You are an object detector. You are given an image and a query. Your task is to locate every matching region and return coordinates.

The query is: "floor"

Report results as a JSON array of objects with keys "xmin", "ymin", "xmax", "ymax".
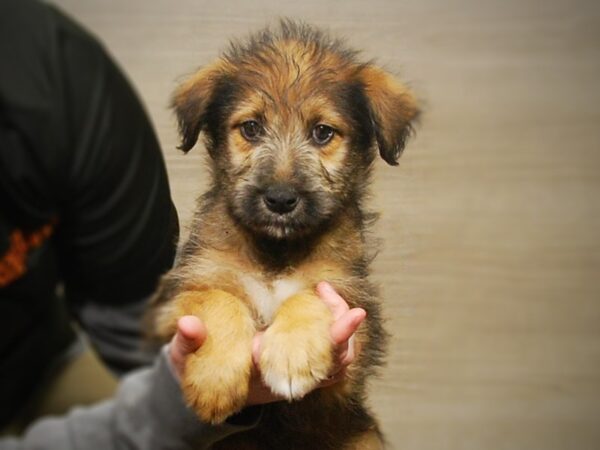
[{"xmin": 52, "ymin": 1, "xmax": 600, "ymax": 448}]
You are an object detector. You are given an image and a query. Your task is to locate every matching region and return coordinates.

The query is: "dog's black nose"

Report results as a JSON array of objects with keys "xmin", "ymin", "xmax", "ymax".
[{"xmin": 263, "ymin": 184, "xmax": 299, "ymax": 214}]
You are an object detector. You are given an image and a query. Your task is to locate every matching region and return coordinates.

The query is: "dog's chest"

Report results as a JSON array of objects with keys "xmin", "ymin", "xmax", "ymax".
[{"xmin": 239, "ymin": 274, "xmax": 304, "ymax": 326}]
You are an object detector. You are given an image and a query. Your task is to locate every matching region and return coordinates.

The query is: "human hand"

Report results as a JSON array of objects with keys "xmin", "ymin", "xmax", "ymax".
[
  {"xmin": 246, "ymin": 281, "xmax": 366, "ymax": 405},
  {"xmin": 169, "ymin": 315, "xmax": 207, "ymax": 377},
  {"xmin": 168, "ymin": 281, "xmax": 366, "ymax": 406}
]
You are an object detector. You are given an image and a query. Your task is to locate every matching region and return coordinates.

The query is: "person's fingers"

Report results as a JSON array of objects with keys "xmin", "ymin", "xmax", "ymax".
[
  {"xmin": 329, "ymin": 308, "xmax": 365, "ymax": 379},
  {"xmin": 338, "ymin": 335, "xmax": 358, "ymax": 366},
  {"xmin": 316, "ymin": 281, "xmax": 366, "ymax": 380},
  {"xmin": 251, "ymin": 330, "xmax": 265, "ymax": 367},
  {"xmin": 176, "ymin": 315, "xmax": 207, "ymax": 353},
  {"xmin": 316, "ymin": 281, "xmax": 348, "ymax": 320},
  {"xmin": 247, "ymin": 283, "xmax": 366, "ymax": 403},
  {"xmin": 170, "ymin": 315, "xmax": 207, "ymax": 378},
  {"xmin": 330, "ymin": 308, "xmax": 366, "ymax": 346}
]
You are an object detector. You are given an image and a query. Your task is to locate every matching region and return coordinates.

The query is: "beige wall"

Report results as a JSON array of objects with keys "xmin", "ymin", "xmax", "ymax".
[{"xmin": 51, "ymin": 0, "xmax": 600, "ymax": 448}]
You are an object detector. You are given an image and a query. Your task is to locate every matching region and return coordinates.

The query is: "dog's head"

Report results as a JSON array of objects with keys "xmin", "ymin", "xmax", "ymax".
[{"xmin": 173, "ymin": 20, "xmax": 419, "ymax": 240}]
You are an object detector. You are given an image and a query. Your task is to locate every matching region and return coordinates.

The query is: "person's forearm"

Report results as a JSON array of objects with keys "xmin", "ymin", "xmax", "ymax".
[
  {"xmin": 74, "ymin": 295, "xmax": 158, "ymax": 375},
  {"xmin": 0, "ymin": 347, "xmax": 260, "ymax": 450}
]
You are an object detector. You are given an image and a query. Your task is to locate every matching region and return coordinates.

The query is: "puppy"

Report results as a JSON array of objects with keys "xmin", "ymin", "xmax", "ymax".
[{"xmin": 151, "ymin": 19, "xmax": 419, "ymax": 450}]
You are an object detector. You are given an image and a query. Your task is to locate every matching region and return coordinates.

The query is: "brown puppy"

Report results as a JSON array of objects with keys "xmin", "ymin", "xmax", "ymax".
[{"xmin": 151, "ymin": 19, "xmax": 419, "ymax": 450}]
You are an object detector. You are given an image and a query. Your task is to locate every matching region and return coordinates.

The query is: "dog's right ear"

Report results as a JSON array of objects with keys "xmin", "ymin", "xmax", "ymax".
[{"xmin": 171, "ymin": 60, "xmax": 232, "ymax": 152}]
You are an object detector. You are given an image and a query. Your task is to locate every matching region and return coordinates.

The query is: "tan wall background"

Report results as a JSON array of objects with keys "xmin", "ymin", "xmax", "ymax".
[{"xmin": 51, "ymin": 0, "xmax": 600, "ymax": 448}]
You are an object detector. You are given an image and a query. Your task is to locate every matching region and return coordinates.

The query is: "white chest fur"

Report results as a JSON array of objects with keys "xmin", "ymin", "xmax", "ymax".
[{"xmin": 239, "ymin": 274, "xmax": 304, "ymax": 326}]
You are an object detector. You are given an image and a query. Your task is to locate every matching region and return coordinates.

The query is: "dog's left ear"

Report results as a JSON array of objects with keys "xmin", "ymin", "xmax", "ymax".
[
  {"xmin": 171, "ymin": 60, "xmax": 231, "ymax": 152},
  {"xmin": 359, "ymin": 66, "xmax": 420, "ymax": 165}
]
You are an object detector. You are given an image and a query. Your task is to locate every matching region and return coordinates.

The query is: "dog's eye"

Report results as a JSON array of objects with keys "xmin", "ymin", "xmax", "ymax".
[
  {"xmin": 240, "ymin": 120, "xmax": 262, "ymax": 142},
  {"xmin": 312, "ymin": 124, "xmax": 335, "ymax": 146}
]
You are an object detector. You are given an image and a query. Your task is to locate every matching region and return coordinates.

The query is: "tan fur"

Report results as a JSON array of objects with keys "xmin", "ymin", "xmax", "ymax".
[
  {"xmin": 259, "ymin": 292, "xmax": 334, "ymax": 399},
  {"xmin": 159, "ymin": 290, "xmax": 256, "ymax": 423}
]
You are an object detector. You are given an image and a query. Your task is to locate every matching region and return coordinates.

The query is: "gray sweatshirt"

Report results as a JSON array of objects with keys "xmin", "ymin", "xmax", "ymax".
[{"xmin": 0, "ymin": 348, "xmax": 260, "ymax": 450}]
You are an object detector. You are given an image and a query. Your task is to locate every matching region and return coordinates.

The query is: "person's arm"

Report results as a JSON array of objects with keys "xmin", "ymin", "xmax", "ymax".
[
  {"xmin": 0, "ymin": 0, "xmax": 179, "ymax": 376},
  {"xmin": 0, "ymin": 325, "xmax": 260, "ymax": 450},
  {"xmin": 0, "ymin": 282, "xmax": 364, "ymax": 450},
  {"xmin": 46, "ymin": 2, "xmax": 180, "ymax": 374},
  {"xmin": 72, "ymin": 295, "xmax": 161, "ymax": 375}
]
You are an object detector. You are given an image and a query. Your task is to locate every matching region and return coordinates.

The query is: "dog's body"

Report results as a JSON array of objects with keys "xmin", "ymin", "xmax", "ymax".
[{"xmin": 151, "ymin": 21, "xmax": 419, "ymax": 449}]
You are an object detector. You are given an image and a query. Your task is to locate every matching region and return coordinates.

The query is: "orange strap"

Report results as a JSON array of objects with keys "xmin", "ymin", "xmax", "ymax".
[{"xmin": 0, "ymin": 222, "xmax": 55, "ymax": 287}]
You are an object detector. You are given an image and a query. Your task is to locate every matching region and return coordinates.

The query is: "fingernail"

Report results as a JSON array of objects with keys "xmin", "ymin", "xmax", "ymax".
[{"xmin": 354, "ymin": 309, "xmax": 367, "ymax": 323}]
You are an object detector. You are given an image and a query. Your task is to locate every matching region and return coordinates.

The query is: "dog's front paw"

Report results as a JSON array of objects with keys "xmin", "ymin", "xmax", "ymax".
[
  {"xmin": 259, "ymin": 294, "xmax": 334, "ymax": 400},
  {"xmin": 182, "ymin": 339, "xmax": 253, "ymax": 424}
]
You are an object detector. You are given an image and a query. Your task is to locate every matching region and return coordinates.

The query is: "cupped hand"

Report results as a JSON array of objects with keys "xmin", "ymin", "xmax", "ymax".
[{"xmin": 168, "ymin": 281, "xmax": 366, "ymax": 406}]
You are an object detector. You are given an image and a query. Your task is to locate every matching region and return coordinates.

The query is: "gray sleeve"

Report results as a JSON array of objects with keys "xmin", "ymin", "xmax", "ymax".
[
  {"xmin": 73, "ymin": 295, "xmax": 158, "ymax": 376},
  {"xmin": 0, "ymin": 347, "xmax": 260, "ymax": 450}
]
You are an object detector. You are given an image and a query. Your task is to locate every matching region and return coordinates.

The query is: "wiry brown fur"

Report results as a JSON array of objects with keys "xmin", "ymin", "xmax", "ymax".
[{"xmin": 150, "ymin": 19, "xmax": 419, "ymax": 450}]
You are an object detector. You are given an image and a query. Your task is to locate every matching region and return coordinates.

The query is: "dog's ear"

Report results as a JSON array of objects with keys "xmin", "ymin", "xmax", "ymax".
[
  {"xmin": 171, "ymin": 61, "xmax": 231, "ymax": 152},
  {"xmin": 359, "ymin": 66, "xmax": 420, "ymax": 165}
]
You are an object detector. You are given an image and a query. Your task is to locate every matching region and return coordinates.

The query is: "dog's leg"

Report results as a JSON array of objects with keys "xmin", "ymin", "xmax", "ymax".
[
  {"xmin": 159, "ymin": 289, "xmax": 255, "ymax": 424},
  {"xmin": 259, "ymin": 292, "xmax": 334, "ymax": 400}
]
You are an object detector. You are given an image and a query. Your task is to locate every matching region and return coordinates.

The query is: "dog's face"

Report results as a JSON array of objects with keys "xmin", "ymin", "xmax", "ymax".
[{"xmin": 173, "ymin": 21, "xmax": 419, "ymax": 240}]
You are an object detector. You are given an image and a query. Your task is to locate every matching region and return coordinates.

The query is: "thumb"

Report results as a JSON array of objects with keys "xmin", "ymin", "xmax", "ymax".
[{"xmin": 169, "ymin": 315, "xmax": 207, "ymax": 378}]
